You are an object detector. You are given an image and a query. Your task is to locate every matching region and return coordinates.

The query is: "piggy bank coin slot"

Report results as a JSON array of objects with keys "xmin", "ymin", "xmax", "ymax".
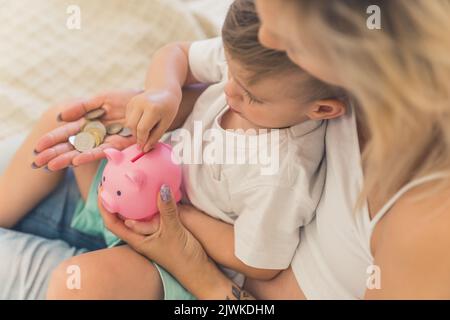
[{"xmin": 131, "ymin": 151, "xmax": 146, "ymax": 163}]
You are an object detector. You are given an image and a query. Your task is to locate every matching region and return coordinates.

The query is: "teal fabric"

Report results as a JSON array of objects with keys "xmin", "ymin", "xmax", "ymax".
[
  {"xmin": 154, "ymin": 264, "xmax": 197, "ymax": 300},
  {"xmin": 71, "ymin": 159, "xmax": 196, "ymax": 300},
  {"xmin": 71, "ymin": 160, "xmax": 121, "ymax": 247}
]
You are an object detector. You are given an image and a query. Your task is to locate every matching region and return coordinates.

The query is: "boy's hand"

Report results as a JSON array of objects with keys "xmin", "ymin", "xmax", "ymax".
[{"xmin": 126, "ymin": 89, "xmax": 181, "ymax": 152}]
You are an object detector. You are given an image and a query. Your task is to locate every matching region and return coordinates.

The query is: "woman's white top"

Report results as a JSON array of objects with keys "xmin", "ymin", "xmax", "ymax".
[{"xmin": 292, "ymin": 105, "xmax": 447, "ymax": 299}]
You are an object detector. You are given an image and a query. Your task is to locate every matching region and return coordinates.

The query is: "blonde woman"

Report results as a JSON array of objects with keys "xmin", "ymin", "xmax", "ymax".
[
  {"xmin": 102, "ymin": 0, "xmax": 450, "ymax": 299},
  {"xmin": 99, "ymin": 0, "xmax": 450, "ymax": 299},
  {"xmin": 1, "ymin": 0, "xmax": 449, "ymax": 300},
  {"xmin": 245, "ymin": 0, "xmax": 450, "ymax": 299}
]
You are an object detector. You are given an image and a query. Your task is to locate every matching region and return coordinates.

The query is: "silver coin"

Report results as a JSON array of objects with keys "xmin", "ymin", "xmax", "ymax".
[
  {"xmin": 68, "ymin": 135, "xmax": 76, "ymax": 147},
  {"xmin": 85, "ymin": 108, "xmax": 106, "ymax": 120},
  {"xmin": 74, "ymin": 132, "xmax": 96, "ymax": 152},
  {"xmin": 106, "ymin": 123, "xmax": 124, "ymax": 135},
  {"xmin": 118, "ymin": 127, "xmax": 133, "ymax": 137},
  {"xmin": 84, "ymin": 121, "xmax": 107, "ymax": 139}
]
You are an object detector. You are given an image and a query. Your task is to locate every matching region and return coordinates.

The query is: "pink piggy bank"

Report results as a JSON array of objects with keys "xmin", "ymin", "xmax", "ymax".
[{"xmin": 100, "ymin": 143, "xmax": 182, "ymax": 221}]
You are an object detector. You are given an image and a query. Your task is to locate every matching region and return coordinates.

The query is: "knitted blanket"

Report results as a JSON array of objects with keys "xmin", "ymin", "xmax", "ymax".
[{"xmin": 0, "ymin": 0, "xmax": 232, "ymax": 141}]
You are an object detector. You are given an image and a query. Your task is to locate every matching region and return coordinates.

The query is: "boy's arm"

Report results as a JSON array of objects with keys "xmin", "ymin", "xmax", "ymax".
[
  {"xmin": 179, "ymin": 206, "xmax": 283, "ymax": 281},
  {"xmin": 169, "ymin": 84, "xmax": 208, "ymax": 131},
  {"xmin": 144, "ymin": 42, "xmax": 199, "ymax": 133},
  {"xmin": 129, "ymin": 42, "xmax": 202, "ymax": 149},
  {"xmin": 144, "ymin": 42, "xmax": 199, "ymax": 95}
]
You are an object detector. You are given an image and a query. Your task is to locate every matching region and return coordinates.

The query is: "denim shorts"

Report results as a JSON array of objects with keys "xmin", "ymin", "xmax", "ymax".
[
  {"xmin": 0, "ymin": 169, "xmax": 195, "ymax": 300},
  {"xmin": 0, "ymin": 169, "xmax": 107, "ymax": 300}
]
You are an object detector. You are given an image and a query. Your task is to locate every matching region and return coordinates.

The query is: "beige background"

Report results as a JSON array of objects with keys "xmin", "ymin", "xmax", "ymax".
[{"xmin": 0, "ymin": 0, "xmax": 232, "ymax": 171}]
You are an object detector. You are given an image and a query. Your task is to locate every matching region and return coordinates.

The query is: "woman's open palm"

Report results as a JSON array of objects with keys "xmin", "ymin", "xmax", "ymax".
[{"xmin": 34, "ymin": 89, "xmax": 142, "ymax": 171}]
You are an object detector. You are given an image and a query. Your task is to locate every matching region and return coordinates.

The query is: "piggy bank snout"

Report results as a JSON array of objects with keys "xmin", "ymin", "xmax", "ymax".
[{"xmin": 100, "ymin": 191, "xmax": 118, "ymax": 213}]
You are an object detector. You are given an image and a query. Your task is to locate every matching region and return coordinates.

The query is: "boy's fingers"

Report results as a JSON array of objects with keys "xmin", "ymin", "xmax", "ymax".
[
  {"xmin": 35, "ymin": 119, "xmax": 85, "ymax": 153},
  {"xmin": 144, "ymin": 122, "xmax": 165, "ymax": 153},
  {"xmin": 125, "ymin": 100, "xmax": 134, "ymax": 122},
  {"xmin": 125, "ymin": 107, "xmax": 143, "ymax": 142},
  {"xmin": 137, "ymin": 112, "xmax": 159, "ymax": 149},
  {"xmin": 143, "ymin": 141, "xmax": 155, "ymax": 154}
]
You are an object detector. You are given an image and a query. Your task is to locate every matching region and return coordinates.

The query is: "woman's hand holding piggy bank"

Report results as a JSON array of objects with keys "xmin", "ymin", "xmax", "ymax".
[{"xmin": 100, "ymin": 143, "xmax": 182, "ymax": 221}]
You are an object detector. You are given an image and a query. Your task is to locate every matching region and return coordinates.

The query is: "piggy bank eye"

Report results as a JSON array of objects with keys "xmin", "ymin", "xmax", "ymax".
[
  {"xmin": 117, "ymin": 191, "xmax": 122, "ymax": 196},
  {"xmin": 103, "ymin": 176, "xmax": 106, "ymax": 182}
]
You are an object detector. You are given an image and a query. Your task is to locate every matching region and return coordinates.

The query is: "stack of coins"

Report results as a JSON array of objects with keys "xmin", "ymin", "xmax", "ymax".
[{"xmin": 68, "ymin": 107, "xmax": 133, "ymax": 152}]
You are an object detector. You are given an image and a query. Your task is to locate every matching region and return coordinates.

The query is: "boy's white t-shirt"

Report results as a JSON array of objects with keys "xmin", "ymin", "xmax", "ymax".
[{"xmin": 167, "ymin": 37, "xmax": 326, "ymax": 284}]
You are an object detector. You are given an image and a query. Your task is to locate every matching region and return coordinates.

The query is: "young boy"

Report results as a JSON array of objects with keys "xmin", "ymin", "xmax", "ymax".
[{"xmin": 63, "ymin": 0, "xmax": 347, "ymax": 299}]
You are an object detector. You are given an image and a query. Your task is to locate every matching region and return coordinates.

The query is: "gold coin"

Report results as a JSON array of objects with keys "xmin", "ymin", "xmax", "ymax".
[
  {"xmin": 118, "ymin": 127, "xmax": 133, "ymax": 137},
  {"xmin": 85, "ymin": 127, "xmax": 106, "ymax": 142},
  {"xmin": 86, "ymin": 129, "xmax": 103, "ymax": 147},
  {"xmin": 84, "ymin": 121, "xmax": 107, "ymax": 138},
  {"xmin": 74, "ymin": 132, "xmax": 96, "ymax": 152},
  {"xmin": 106, "ymin": 123, "xmax": 124, "ymax": 135},
  {"xmin": 85, "ymin": 108, "xmax": 106, "ymax": 120}
]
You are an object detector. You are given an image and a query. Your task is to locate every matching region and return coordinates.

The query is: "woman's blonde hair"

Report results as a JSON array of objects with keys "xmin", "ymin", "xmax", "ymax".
[{"xmin": 288, "ymin": 0, "xmax": 450, "ymax": 206}]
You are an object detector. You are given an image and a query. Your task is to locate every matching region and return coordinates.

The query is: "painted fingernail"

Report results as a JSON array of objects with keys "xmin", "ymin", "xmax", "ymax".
[
  {"xmin": 43, "ymin": 166, "xmax": 52, "ymax": 173},
  {"xmin": 33, "ymin": 149, "xmax": 39, "ymax": 155},
  {"xmin": 160, "ymin": 184, "xmax": 171, "ymax": 202},
  {"xmin": 56, "ymin": 113, "xmax": 63, "ymax": 122},
  {"xmin": 31, "ymin": 162, "xmax": 39, "ymax": 169}
]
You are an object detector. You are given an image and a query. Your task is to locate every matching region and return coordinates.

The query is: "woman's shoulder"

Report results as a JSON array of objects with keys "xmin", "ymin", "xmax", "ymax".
[
  {"xmin": 369, "ymin": 183, "xmax": 450, "ymax": 298},
  {"xmin": 385, "ymin": 181, "xmax": 450, "ymax": 236}
]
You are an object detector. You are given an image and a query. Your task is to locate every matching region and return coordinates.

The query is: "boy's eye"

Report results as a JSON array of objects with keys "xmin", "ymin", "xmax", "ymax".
[{"xmin": 244, "ymin": 91, "xmax": 262, "ymax": 104}]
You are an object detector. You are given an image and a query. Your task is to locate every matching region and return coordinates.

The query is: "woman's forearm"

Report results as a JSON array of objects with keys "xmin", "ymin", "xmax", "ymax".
[{"xmin": 178, "ymin": 258, "xmax": 255, "ymax": 300}]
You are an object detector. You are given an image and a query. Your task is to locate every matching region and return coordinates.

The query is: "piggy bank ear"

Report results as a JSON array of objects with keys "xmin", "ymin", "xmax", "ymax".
[
  {"xmin": 125, "ymin": 170, "xmax": 146, "ymax": 190},
  {"xmin": 104, "ymin": 148, "xmax": 124, "ymax": 165}
]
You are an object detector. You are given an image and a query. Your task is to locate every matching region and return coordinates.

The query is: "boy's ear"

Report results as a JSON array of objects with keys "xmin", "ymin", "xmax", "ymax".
[{"xmin": 305, "ymin": 99, "xmax": 346, "ymax": 120}]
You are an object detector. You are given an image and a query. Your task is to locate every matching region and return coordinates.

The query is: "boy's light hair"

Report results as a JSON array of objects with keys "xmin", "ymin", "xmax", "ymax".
[{"xmin": 222, "ymin": 0, "xmax": 346, "ymax": 105}]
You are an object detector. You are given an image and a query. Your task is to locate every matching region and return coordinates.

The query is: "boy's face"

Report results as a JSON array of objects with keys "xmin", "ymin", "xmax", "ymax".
[
  {"xmin": 224, "ymin": 56, "xmax": 346, "ymax": 129},
  {"xmin": 224, "ymin": 56, "xmax": 311, "ymax": 129}
]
